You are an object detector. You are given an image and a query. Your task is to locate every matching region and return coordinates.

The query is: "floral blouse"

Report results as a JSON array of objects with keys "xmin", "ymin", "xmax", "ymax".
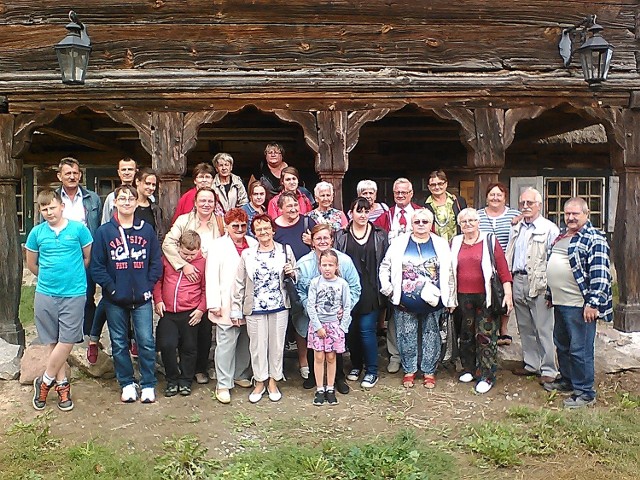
[
  {"xmin": 252, "ymin": 249, "xmax": 286, "ymax": 314},
  {"xmin": 307, "ymin": 208, "xmax": 348, "ymax": 231}
]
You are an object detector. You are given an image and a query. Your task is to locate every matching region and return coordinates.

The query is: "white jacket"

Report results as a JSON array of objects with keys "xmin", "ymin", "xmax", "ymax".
[
  {"xmin": 379, "ymin": 233, "xmax": 456, "ymax": 308},
  {"xmin": 206, "ymin": 234, "xmax": 257, "ymax": 325}
]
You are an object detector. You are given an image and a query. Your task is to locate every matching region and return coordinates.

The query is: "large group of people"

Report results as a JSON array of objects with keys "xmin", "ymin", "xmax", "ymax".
[{"xmin": 26, "ymin": 148, "xmax": 612, "ymax": 413}]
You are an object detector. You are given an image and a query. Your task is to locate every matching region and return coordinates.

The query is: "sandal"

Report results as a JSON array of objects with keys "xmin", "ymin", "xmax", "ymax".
[
  {"xmin": 423, "ymin": 374, "xmax": 436, "ymax": 389},
  {"xmin": 402, "ymin": 373, "xmax": 416, "ymax": 388},
  {"xmin": 497, "ymin": 335, "xmax": 513, "ymax": 346}
]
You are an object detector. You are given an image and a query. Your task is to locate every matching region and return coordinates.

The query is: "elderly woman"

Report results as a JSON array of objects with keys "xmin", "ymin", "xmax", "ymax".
[
  {"xmin": 211, "ymin": 152, "xmax": 249, "ymax": 213},
  {"xmin": 307, "ymin": 182, "xmax": 348, "ymax": 231},
  {"xmin": 296, "ymin": 224, "xmax": 361, "ymax": 393},
  {"xmin": 424, "ymin": 170, "xmax": 467, "ymax": 242},
  {"xmin": 379, "ymin": 209, "xmax": 455, "ymax": 389},
  {"xmin": 356, "ymin": 179, "xmax": 389, "ymax": 222},
  {"xmin": 451, "ymin": 208, "xmax": 513, "ymax": 394},
  {"xmin": 477, "ymin": 182, "xmax": 521, "ymax": 345},
  {"xmin": 206, "ymin": 208, "xmax": 257, "ymax": 404},
  {"xmin": 163, "ymin": 187, "xmax": 224, "ymax": 384},
  {"xmin": 231, "ymin": 214, "xmax": 296, "ymax": 403},
  {"xmin": 267, "ymin": 166, "xmax": 314, "ymax": 218},
  {"xmin": 335, "ymin": 197, "xmax": 388, "ymax": 389},
  {"xmin": 242, "ymin": 181, "xmax": 268, "ymax": 237}
]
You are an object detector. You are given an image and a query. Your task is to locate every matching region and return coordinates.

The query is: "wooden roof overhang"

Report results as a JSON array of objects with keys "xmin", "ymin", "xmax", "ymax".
[{"xmin": 1, "ymin": 69, "xmax": 639, "ymax": 113}]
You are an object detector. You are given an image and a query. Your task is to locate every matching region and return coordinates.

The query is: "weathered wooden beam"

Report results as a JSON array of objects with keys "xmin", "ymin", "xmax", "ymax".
[
  {"xmin": 37, "ymin": 126, "xmax": 125, "ymax": 153},
  {"xmin": 0, "ymin": 114, "xmax": 25, "ymax": 346}
]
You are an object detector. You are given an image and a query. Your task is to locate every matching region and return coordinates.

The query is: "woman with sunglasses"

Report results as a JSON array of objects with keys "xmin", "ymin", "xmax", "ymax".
[
  {"xmin": 379, "ymin": 208, "xmax": 455, "ymax": 389},
  {"xmin": 451, "ymin": 208, "xmax": 513, "ymax": 394}
]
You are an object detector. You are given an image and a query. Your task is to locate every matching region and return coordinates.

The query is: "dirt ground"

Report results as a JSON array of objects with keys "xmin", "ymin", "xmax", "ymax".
[{"xmin": 2, "ymin": 336, "xmax": 639, "ymax": 479}]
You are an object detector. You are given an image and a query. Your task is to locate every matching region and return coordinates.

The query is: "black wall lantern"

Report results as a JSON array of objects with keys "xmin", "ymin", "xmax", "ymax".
[
  {"xmin": 55, "ymin": 11, "xmax": 92, "ymax": 85},
  {"xmin": 559, "ymin": 15, "xmax": 614, "ymax": 88}
]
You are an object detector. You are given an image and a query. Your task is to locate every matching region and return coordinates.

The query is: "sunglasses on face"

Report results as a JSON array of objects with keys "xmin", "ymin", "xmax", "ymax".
[{"xmin": 412, "ymin": 219, "xmax": 431, "ymax": 225}]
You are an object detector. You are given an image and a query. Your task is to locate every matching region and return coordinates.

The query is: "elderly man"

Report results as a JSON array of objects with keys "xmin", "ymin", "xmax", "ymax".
[
  {"xmin": 54, "ymin": 157, "xmax": 102, "ymax": 336},
  {"xmin": 505, "ymin": 187, "xmax": 559, "ymax": 384},
  {"xmin": 544, "ymin": 198, "xmax": 612, "ymax": 408},
  {"xmin": 373, "ymin": 177, "xmax": 421, "ymax": 373}
]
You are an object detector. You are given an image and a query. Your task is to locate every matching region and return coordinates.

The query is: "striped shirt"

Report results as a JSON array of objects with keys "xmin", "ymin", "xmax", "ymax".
[{"xmin": 477, "ymin": 207, "xmax": 521, "ymax": 251}]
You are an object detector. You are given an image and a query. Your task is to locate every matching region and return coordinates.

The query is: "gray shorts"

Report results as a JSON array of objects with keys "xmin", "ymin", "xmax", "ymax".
[{"xmin": 34, "ymin": 293, "xmax": 85, "ymax": 344}]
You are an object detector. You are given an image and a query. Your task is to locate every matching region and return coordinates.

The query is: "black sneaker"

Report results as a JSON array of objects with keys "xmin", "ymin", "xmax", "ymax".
[
  {"xmin": 179, "ymin": 385, "xmax": 192, "ymax": 396},
  {"xmin": 543, "ymin": 380, "xmax": 573, "ymax": 393},
  {"xmin": 313, "ymin": 390, "xmax": 326, "ymax": 406},
  {"xmin": 325, "ymin": 389, "xmax": 339, "ymax": 405},
  {"xmin": 32, "ymin": 376, "xmax": 54, "ymax": 411},
  {"xmin": 55, "ymin": 382, "xmax": 74, "ymax": 412},
  {"xmin": 164, "ymin": 383, "xmax": 179, "ymax": 397},
  {"xmin": 303, "ymin": 376, "xmax": 316, "ymax": 389}
]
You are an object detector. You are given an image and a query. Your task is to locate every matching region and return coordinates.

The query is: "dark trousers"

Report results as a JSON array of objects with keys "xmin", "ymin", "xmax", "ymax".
[
  {"xmin": 83, "ymin": 268, "xmax": 96, "ymax": 336},
  {"xmin": 458, "ymin": 293, "xmax": 499, "ymax": 382},
  {"xmin": 195, "ymin": 313, "xmax": 212, "ymax": 374},
  {"xmin": 156, "ymin": 310, "xmax": 199, "ymax": 386}
]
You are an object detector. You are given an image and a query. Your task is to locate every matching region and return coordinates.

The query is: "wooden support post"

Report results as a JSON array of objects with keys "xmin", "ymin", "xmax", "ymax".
[
  {"xmin": 610, "ymin": 109, "xmax": 640, "ymax": 332},
  {"xmin": 316, "ymin": 111, "xmax": 348, "ymax": 210},
  {"xmin": 0, "ymin": 114, "xmax": 25, "ymax": 346}
]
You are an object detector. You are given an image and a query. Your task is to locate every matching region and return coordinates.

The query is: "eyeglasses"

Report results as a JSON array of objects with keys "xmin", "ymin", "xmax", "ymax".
[
  {"xmin": 254, "ymin": 226, "xmax": 273, "ymax": 233},
  {"xmin": 195, "ymin": 174, "xmax": 213, "ymax": 181},
  {"xmin": 459, "ymin": 219, "xmax": 479, "ymax": 225},
  {"xmin": 519, "ymin": 200, "xmax": 539, "ymax": 207},
  {"xmin": 313, "ymin": 236, "xmax": 332, "ymax": 242},
  {"xmin": 412, "ymin": 219, "xmax": 431, "ymax": 225},
  {"xmin": 393, "ymin": 191, "xmax": 412, "ymax": 196},
  {"xmin": 230, "ymin": 223, "xmax": 247, "ymax": 230},
  {"xmin": 428, "ymin": 181, "xmax": 446, "ymax": 188},
  {"xmin": 116, "ymin": 196, "xmax": 135, "ymax": 204}
]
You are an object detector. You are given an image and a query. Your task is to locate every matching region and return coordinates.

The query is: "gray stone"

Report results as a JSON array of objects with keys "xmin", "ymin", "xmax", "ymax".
[
  {"xmin": 0, "ymin": 337, "xmax": 21, "ymax": 380},
  {"xmin": 19, "ymin": 344, "xmax": 71, "ymax": 384},
  {"xmin": 68, "ymin": 346, "xmax": 115, "ymax": 379}
]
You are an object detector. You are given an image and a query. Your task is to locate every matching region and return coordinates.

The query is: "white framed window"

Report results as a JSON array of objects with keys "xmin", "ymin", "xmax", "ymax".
[{"xmin": 544, "ymin": 177, "xmax": 605, "ymax": 229}]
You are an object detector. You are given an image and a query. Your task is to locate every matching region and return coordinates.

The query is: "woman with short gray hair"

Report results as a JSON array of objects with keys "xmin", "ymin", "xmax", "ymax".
[
  {"xmin": 307, "ymin": 181, "xmax": 348, "ymax": 231},
  {"xmin": 356, "ymin": 179, "xmax": 389, "ymax": 222},
  {"xmin": 212, "ymin": 152, "xmax": 248, "ymax": 212}
]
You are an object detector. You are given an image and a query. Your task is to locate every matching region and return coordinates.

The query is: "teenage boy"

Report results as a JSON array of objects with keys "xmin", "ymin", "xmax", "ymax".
[
  {"xmin": 153, "ymin": 230, "xmax": 206, "ymax": 397},
  {"xmin": 26, "ymin": 190, "xmax": 93, "ymax": 412},
  {"xmin": 91, "ymin": 185, "xmax": 163, "ymax": 403}
]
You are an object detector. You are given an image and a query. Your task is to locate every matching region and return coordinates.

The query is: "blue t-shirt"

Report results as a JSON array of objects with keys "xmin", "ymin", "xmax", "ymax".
[
  {"xmin": 400, "ymin": 237, "xmax": 442, "ymax": 313},
  {"xmin": 25, "ymin": 220, "xmax": 93, "ymax": 297}
]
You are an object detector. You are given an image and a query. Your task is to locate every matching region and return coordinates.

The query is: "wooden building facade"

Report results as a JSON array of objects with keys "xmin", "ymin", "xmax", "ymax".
[{"xmin": 1, "ymin": 1, "xmax": 639, "ymax": 344}]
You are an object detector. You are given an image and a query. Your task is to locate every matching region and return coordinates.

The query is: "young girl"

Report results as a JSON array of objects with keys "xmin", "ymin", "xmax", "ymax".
[{"xmin": 306, "ymin": 250, "xmax": 352, "ymax": 406}]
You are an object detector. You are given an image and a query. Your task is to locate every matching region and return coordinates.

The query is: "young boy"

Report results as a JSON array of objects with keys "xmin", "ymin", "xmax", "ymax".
[
  {"xmin": 153, "ymin": 230, "xmax": 206, "ymax": 397},
  {"xmin": 90, "ymin": 185, "xmax": 163, "ymax": 403},
  {"xmin": 25, "ymin": 190, "xmax": 93, "ymax": 412}
]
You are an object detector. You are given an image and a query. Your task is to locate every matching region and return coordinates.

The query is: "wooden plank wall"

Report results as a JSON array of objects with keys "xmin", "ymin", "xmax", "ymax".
[{"xmin": 0, "ymin": 1, "xmax": 636, "ymax": 73}]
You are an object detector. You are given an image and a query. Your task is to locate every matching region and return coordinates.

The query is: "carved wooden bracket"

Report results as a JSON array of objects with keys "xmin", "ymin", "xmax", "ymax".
[
  {"xmin": 272, "ymin": 109, "xmax": 319, "ymax": 153},
  {"xmin": 12, "ymin": 111, "xmax": 61, "ymax": 159}
]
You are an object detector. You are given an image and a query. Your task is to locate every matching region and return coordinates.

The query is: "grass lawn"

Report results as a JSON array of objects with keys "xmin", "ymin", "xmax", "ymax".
[{"xmin": 19, "ymin": 285, "xmax": 35, "ymax": 327}]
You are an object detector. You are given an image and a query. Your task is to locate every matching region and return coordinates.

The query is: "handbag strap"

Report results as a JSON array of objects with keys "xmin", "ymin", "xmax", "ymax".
[{"xmin": 487, "ymin": 233, "xmax": 498, "ymax": 274}]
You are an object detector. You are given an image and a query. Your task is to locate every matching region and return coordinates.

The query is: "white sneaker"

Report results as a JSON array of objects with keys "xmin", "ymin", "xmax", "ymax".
[
  {"xmin": 459, "ymin": 373, "xmax": 474, "ymax": 383},
  {"xmin": 299, "ymin": 366, "xmax": 310, "ymax": 380},
  {"xmin": 140, "ymin": 387, "xmax": 156, "ymax": 403},
  {"xmin": 475, "ymin": 381, "xmax": 493, "ymax": 394},
  {"xmin": 121, "ymin": 383, "xmax": 138, "ymax": 403}
]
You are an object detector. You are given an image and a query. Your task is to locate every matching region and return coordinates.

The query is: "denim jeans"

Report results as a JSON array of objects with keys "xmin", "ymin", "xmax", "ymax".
[
  {"xmin": 104, "ymin": 299, "xmax": 156, "ymax": 389},
  {"xmin": 394, "ymin": 307, "xmax": 443, "ymax": 375},
  {"xmin": 553, "ymin": 305, "xmax": 596, "ymax": 400},
  {"xmin": 83, "ymin": 268, "xmax": 96, "ymax": 336},
  {"xmin": 89, "ymin": 299, "xmax": 107, "ymax": 342},
  {"xmin": 347, "ymin": 310, "xmax": 379, "ymax": 376}
]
